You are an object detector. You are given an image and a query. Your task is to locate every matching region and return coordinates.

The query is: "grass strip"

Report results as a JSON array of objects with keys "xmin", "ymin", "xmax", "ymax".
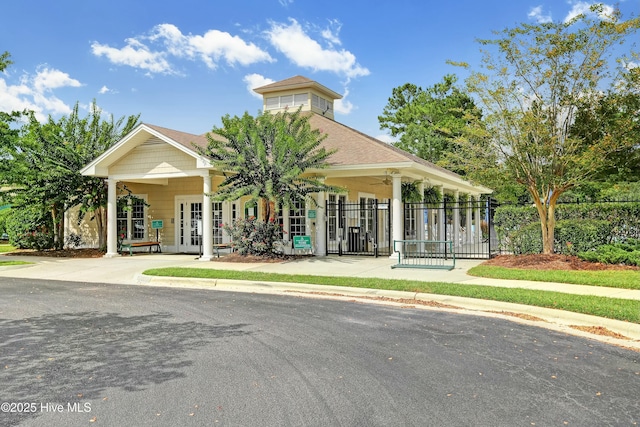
[
  {"xmin": 0, "ymin": 260, "xmax": 31, "ymax": 266},
  {"xmin": 143, "ymin": 267, "xmax": 640, "ymax": 324},
  {"xmin": 0, "ymin": 244, "xmax": 16, "ymax": 254},
  {"xmin": 468, "ymin": 265, "xmax": 640, "ymax": 290}
]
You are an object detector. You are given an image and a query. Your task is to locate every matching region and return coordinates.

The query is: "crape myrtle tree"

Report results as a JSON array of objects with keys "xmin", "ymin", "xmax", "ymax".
[
  {"xmin": 0, "ymin": 101, "xmax": 139, "ymax": 250},
  {"xmin": 454, "ymin": 5, "xmax": 640, "ymax": 254},
  {"xmin": 201, "ymin": 109, "xmax": 344, "ymax": 253}
]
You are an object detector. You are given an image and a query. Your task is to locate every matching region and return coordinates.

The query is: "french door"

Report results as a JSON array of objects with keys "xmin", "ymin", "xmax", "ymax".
[
  {"xmin": 177, "ymin": 197, "xmax": 203, "ymax": 253},
  {"xmin": 177, "ymin": 196, "xmax": 225, "ymax": 253}
]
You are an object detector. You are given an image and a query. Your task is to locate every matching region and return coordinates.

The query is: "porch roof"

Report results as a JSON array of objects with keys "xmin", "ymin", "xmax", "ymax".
[{"xmin": 81, "ymin": 115, "xmax": 491, "ymax": 195}]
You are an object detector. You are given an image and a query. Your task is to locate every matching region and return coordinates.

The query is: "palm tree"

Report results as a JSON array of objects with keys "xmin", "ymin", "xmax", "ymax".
[{"xmin": 203, "ymin": 108, "xmax": 343, "ymax": 220}]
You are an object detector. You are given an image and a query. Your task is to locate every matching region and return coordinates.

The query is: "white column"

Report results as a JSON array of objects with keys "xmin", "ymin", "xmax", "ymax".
[
  {"xmin": 316, "ymin": 191, "xmax": 326, "ymax": 256},
  {"xmin": 466, "ymin": 195, "xmax": 473, "ymax": 245},
  {"xmin": 453, "ymin": 190, "xmax": 460, "ymax": 248},
  {"xmin": 417, "ymin": 181, "xmax": 426, "ymax": 241},
  {"xmin": 200, "ymin": 174, "xmax": 214, "ymax": 261},
  {"xmin": 475, "ymin": 196, "xmax": 483, "ymax": 243},
  {"xmin": 390, "ymin": 172, "xmax": 403, "ymax": 258},
  {"xmin": 417, "ymin": 181, "xmax": 426, "ymax": 253},
  {"xmin": 438, "ymin": 185, "xmax": 445, "ymax": 243},
  {"xmin": 104, "ymin": 178, "xmax": 119, "ymax": 258}
]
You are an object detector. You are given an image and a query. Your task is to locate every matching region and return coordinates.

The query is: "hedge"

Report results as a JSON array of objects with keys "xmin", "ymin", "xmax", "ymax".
[
  {"xmin": 494, "ymin": 202, "xmax": 640, "ymax": 254},
  {"xmin": 507, "ymin": 219, "xmax": 613, "ymax": 255}
]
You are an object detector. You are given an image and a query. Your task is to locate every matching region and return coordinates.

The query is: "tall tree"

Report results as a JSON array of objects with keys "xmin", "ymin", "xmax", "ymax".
[
  {"xmin": 456, "ymin": 5, "xmax": 640, "ymax": 253},
  {"xmin": 378, "ymin": 74, "xmax": 482, "ymax": 170},
  {"xmin": 0, "ymin": 102, "xmax": 139, "ymax": 249},
  {"xmin": 202, "ymin": 108, "xmax": 343, "ymax": 221},
  {"xmin": 570, "ymin": 80, "xmax": 640, "ymax": 183},
  {"xmin": 0, "ymin": 51, "xmax": 13, "ymax": 72}
]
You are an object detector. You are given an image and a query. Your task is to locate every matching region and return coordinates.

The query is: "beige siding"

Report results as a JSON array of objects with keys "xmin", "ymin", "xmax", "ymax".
[
  {"xmin": 66, "ymin": 207, "xmax": 101, "ymax": 248},
  {"xmin": 110, "ymin": 138, "xmax": 198, "ymax": 176},
  {"xmin": 123, "ymin": 177, "xmax": 204, "ymax": 247},
  {"xmin": 326, "ymin": 177, "xmax": 392, "ymax": 201}
]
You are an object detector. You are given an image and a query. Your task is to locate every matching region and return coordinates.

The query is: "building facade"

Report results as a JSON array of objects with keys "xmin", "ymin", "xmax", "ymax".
[{"xmin": 78, "ymin": 76, "xmax": 491, "ymax": 259}]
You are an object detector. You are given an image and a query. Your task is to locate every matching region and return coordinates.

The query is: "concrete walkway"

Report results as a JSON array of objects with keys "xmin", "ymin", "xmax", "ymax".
[{"xmin": 1, "ymin": 253, "xmax": 639, "ymax": 349}]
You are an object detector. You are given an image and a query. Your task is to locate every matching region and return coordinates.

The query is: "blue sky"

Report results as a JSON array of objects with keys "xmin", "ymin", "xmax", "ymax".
[{"xmin": 1, "ymin": 0, "xmax": 636, "ymax": 141}]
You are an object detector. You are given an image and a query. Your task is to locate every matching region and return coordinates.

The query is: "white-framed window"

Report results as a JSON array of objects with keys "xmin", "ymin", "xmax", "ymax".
[
  {"xmin": 312, "ymin": 94, "xmax": 333, "ymax": 113},
  {"xmin": 358, "ymin": 193, "xmax": 376, "ymax": 235},
  {"xmin": 265, "ymin": 93, "xmax": 309, "ymax": 110},
  {"xmin": 293, "ymin": 93, "xmax": 308, "ymax": 106},
  {"xmin": 289, "ymin": 200, "xmax": 306, "ymax": 237},
  {"xmin": 328, "ymin": 194, "xmax": 347, "ymax": 240},
  {"xmin": 213, "ymin": 201, "xmax": 223, "ymax": 245},
  {"xmin": 117, "ymin": 195, "xmax": 147, "ymax": 241}
]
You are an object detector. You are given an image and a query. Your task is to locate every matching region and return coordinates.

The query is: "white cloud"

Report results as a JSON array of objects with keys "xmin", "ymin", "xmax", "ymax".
[
  {"xmin": 98, "ymin": 85, "xmax": 115, "ymax": 94},
  {"xmin": 279, "ymin": 0, "xmax": 294, "ymax": 6},
  {"xmin": 265, "ymin": 19, "xmax": 370, "ymax": 79},
  {"xmin": 92, "ymin": 24, "xmax": 273, "ymax": 75},
  {"xmin": 528, "ymin": 6, "xmax": 553, "ymax": 23},
  {"xmin": 32, "ymin": 66, "xmax": 82, "ymax": 92},
  {"xmin": 564, "ymin": 1, "xmax": 616, "ymax": 23},
  {"xmin": 375, "ymin": 134, "xmax": 396, "ymax": 144},
  {"xmin": 243, "ymin": 73, "xmax": 275, "ymax": 99},
  {"xmin": 321, "ymin": 19, "xmax": 342, "ymax": 46},
  {"xmin": 91, "ymin": 38, "xmax": 176, "ymax": 75},
  {"xmin": 333, "ymin": 86, "xmax": 353, "ymax": 114},
  {"xmin": 0, "ymin": 66, "xmax": 82, "ymax": 120}
]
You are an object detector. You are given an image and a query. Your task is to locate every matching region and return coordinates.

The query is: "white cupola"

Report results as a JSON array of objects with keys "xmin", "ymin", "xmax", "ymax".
[{"xmin": 253, "ymin": 75, "xmax": 343, "ymax": 120}]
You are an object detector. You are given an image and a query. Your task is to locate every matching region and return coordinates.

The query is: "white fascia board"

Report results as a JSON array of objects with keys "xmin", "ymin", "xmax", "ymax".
[
  {"xmin": 315, "ymin": 162, "xmax": 415, "ymax": 178},
  {"xmin": 110, "ymin": 170, "xmax": 205, "ymax": 181},
  {"xmin": 81, "ymin": 124, "xmax": 203, "ymax": 177}
]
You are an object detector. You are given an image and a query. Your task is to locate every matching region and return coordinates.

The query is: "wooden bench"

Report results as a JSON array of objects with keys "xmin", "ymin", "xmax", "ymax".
[
  {"xmin": 213, "ymin": 243, "xmax": 233, "ymax": 258},
  {"xmin": 120, "ymin": 241, "xmax": 162, "ymax": 256}
]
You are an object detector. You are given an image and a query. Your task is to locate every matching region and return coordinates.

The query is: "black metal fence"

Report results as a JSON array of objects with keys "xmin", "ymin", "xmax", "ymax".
[
  {"xmin": 326, "ymin": 198, "xmax": 500, "ymax": 259},
  {"xmin": 325, "ymin": 199, "xmax": 391, "ymax": 257},
  {"xmin": 403, "ymin": 198, "xmax": 499, "ymax": 259}
]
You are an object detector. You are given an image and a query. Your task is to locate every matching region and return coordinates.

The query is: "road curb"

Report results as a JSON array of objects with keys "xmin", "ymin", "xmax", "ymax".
[{"xmin": 137, "ymin": 274, "xmax": 640, "ymax": 350}]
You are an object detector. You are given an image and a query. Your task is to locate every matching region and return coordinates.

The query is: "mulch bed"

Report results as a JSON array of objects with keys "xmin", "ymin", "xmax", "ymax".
[
  {"xmin": 482, "ymin": 254, "xmax": 639, "ymax": 271},
  {"xmin": 3, "ymin": 248, "xmax": 106, "ymax": 258},
  {"xmin": 3, "ymin": 248, "xmax": 311, "ymax": 263},
  {"xmin": 4, "ymin": 249, "xmax": 638, "ymax": 272}
]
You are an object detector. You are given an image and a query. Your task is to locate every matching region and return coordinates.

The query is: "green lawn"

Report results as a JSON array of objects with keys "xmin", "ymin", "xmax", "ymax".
[
  {"xmin": 468, "ymin": 265, "xmax": 640, "ymax": 290},
  {"xmin": 0, "ymin": 244, "xmax": 16, "ymax": 253},
  {"xmin": 143, "ymin": 267, "xmax": 640, "ymax": 324},
  {"xmin": 0, "ymin": 260, "xmax": 31, "ymax": 266}
]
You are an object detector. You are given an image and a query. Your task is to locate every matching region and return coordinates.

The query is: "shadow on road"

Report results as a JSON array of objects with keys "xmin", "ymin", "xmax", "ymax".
[{"xmin": 0, "ymin": 311, "xmax": 250, "ymax": 426}]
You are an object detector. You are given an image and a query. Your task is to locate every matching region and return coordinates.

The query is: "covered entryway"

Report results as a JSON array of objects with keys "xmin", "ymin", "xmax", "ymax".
[{"xmin": 326, "ymin": 199, "xmax": 391, "ymax": 257}]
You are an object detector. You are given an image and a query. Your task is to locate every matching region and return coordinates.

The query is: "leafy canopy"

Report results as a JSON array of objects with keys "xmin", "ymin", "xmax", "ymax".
[
  {"xmin": 455, "ymin": 4, "xmax": 640, "ymax": 253},
  {"xmin": 378, "ymin": 74, "xmax": 482, "ymax": 169},
  {"xmin": 202, "ymin": 108, "xmax": 343, "ymax": 220}
]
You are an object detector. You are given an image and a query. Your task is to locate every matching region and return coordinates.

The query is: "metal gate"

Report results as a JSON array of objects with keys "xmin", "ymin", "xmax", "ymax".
[
  {"xmin": 326, "ymin": 199, "xmax": 391, "ymax": 257},
  {"xmin": 403, "ymin": 197, "xmax": 499, "ymax": 259}
]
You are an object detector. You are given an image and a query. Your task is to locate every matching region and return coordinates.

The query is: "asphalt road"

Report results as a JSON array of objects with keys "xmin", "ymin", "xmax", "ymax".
[{"xmin": 0, "ymin": 278, "xmax": 638, "ymax": 427}]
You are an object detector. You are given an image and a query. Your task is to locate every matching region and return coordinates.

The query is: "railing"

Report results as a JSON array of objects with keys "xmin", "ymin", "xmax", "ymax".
[{"xmin": 391, "ymin": 240, "xmax": 455, "ymax": 270}]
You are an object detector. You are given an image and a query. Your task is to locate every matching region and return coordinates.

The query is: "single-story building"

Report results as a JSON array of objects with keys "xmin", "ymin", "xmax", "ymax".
[{"xmin": 77, "ymin": 75, "xmax": 492, "ymax": 259}]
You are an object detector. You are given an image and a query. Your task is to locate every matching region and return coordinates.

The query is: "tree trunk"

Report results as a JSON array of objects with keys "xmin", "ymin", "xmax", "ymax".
[
  {"xmin": 95, "ymin": 207, "xmax": 107, "ymax": 251},
  {"xmin": 530, "ymin": 187, "xmax": 563, "ymax": 255},
  {"xmin": 51, "ymin": 205, "xmax": 65, "ymax": 250}
]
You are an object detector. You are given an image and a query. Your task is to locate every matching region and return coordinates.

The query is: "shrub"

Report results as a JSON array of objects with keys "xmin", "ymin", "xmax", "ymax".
[
  {"xmin": 507, "ymin": 219, "xmax": 612, "ymax": 255},
  {"xmin": 578, "ymin": 239, "xmax": 640, "ymax": 266},
  {"xmin": 64, "ymin": 233, "xmax": 84, "ymax": 249},
  {"xmin": 554, "ymin": 219, "xmax": 613, "ymax": 255},
  {"xmin": 0, "ymin": 207, "xmax": 11, "ymax": 238},
  {"xmin": 508, "ymin": 223, "xmax": 543, "ymax": 255},
  {"xmin": 222, "ymin": 217, "xmax": 284, "ymax": 257},
  {"xmin": 494, "ymin": 201, "xmax": 640, "ymax": 253},
  {"xmin": 5, "ymin": 206, "xmax": 54, "ymax": 250}
]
